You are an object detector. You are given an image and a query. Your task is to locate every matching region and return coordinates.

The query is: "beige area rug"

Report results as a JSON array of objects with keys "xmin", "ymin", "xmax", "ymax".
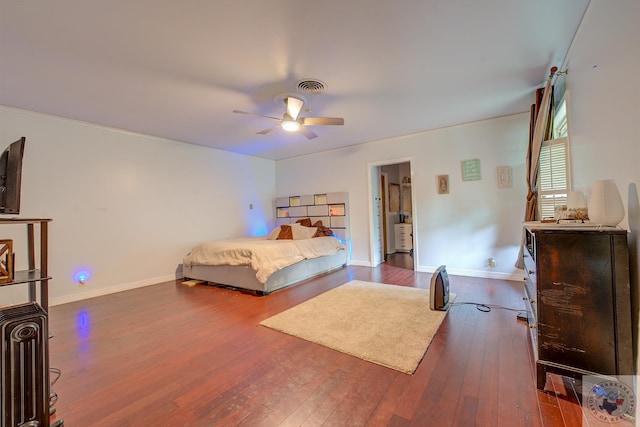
[{"xmin": 259, "ymin": 280, "xmax": 455, "ymax": 374}]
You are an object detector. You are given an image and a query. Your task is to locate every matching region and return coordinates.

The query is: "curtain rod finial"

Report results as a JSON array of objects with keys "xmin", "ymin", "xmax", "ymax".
[{"xmin": 550, "ymin": 66, "xmax": 558, "ymax": 76}]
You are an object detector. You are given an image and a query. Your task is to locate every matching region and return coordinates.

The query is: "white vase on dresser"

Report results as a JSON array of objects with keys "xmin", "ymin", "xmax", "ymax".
[{"xmin": 588, "ymin": 179, "xmax": 625, "ymax": 226}]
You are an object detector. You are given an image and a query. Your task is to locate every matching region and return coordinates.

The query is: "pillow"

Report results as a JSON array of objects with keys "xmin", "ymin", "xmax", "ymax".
[
  {"xmin": 292, "ymin": 224, "xmax": 317, "ymax": 239},
  {"xmin": 313, "ymin": 225, "xmax": 334, "ymax": 237},
  {"xmin": 305, "ymin": 220, "xmax": 333, "ymax": 237},
  {"xmin": 266, "ymin": 226, "xmax": 282, "ymax": 240},
  {"xmin": 275, "ymin": 223, "xmax": 320, "ymax": 240},
  {"xmin": 296, "ymin": 218, "xmax": 312, "ymax": 227},
  {"xmin": 276, "ymin": 223, "xmax": 318, "ymax": 240},
  {"xmin": 277, "ymin": 224, "xmax": 293, "ymax": 240}
]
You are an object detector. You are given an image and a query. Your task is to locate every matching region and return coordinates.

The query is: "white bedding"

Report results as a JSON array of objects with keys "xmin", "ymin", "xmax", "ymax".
[{"xmin": 183, "ymin": 236, "xmax": 345, "ymax": 284}]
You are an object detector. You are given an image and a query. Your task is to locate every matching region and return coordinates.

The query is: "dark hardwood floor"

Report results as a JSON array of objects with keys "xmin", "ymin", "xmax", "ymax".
[
  {"xmin": 48, "ymin": 261, "xmax": 584, "ymax": 426},
  {"xmin": 385, "ymin": 252, "xmax": 414, "ymax": 270}
]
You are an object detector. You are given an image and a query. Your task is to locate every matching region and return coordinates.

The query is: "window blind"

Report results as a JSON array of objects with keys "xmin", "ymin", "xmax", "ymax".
[{"xmin": 538, "ymin": 137, "xmax": 569, "ymax": 219}]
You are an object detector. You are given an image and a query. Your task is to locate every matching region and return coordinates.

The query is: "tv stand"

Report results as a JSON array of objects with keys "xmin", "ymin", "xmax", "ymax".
[{"xmin": 0, "ymin": 218, "xmax": 63, "ymax": 427}]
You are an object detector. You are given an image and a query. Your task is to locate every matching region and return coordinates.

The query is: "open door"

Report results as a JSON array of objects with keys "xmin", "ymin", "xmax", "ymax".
[{"xmin": 368, "ymin": 159, "xmax": 416, "ymax": 270}]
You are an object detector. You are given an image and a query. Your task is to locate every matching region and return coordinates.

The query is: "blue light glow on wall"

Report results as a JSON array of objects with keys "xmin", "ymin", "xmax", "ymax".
[
  {"xmin": 248, "ymin": 220, "xmax": 270, "ymax": 237},
  {"xmin": 243, "ymin": 199, "xmax": 271, "ymax": 237},
  {"xmin": 74, "ymin": 269, "xmax": 91, "ymax": 284}
]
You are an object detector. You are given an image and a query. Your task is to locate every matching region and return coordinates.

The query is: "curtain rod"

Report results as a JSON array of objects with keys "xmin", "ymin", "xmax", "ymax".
[{"xmin": 549, "ymin": 66, "xmax": 568, "ymax": 79}]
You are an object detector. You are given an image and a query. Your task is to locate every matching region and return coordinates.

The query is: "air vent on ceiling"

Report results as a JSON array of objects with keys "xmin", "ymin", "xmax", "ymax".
[{"xmin": 296, "ymin": 79, "xmax": 327, "ymax": 95}]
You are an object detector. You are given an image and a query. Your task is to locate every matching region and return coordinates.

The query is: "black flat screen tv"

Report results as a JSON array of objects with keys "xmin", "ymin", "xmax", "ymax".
[{"xmin": 0, "ymin": 137, "xmax": 26, "ymax": 215}]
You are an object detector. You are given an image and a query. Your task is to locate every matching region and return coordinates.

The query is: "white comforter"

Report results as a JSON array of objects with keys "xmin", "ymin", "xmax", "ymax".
[{"xmin": 183, "ymin": 236, "xmax": 345, "ymax": 283}]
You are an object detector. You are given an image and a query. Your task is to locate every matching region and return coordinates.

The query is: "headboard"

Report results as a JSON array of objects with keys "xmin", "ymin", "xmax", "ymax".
[{"xmin": 274, "ymin": 192, "xmax": 350, "ymax": 259}]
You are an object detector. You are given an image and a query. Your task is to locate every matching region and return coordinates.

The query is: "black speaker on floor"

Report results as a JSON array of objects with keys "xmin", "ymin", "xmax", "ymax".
[{"xmin": 429, "ymin": 265, "xmax": 450, "ymax": 311}]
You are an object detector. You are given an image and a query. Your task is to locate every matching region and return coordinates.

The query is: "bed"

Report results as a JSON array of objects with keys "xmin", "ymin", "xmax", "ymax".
[{"xmin": 182, "ymin": 223, "xmax": 347, "ymax": 295}]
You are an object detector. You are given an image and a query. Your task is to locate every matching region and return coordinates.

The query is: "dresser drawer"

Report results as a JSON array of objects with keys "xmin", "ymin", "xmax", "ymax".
[
  {"xmin": 523, "ymin": 284, "xmax": 538, "ymax": 358},
  {"xmin": 523, "ymin": 278, "xmax": 537, "ymax": 325},
  {"xmin": 394, "ymin": 224, "xmax": 413, "ymax": 251},
  {"xmin": 523, "ymin": 247, "xmax": 535, "ymax": 273}
]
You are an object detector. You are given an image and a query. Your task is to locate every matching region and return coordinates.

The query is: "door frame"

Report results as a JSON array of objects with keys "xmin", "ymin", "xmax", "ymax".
[
  {"xmin": 367, "ymin": 157, "xmax": 417, "ymax": 269},
  {"xmin": 380, "ymin": 172, "xmax": 389, "ymax": 259}
]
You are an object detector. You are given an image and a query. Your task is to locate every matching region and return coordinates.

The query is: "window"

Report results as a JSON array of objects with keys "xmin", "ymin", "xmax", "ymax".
[
  {"xmin": 538, "ymin": 96, "xmax": 570, "ymax": 219},
  {"xmin": 553, "ymin": 97, "xmax": 568, "ymax": 139}
]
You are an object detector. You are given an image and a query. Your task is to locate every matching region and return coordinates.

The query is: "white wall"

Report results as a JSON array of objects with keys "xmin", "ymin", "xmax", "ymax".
[
  {"xmin": 0, "ymin": 106, "xmax": 275, "ymax": 306},
  {"xmin": 565, "ymin": 1, "xmax": 639, "ymax": 202},
  {"xmin": 4, "ymin": 1, "xmax": 631, "ymax": 307},
  {"xmin": 276, "ymin": 113, "xmax": 529, "ymax": 280},
  {"xmin": 562, "ymin": 0, "xmax": 640, "ymax": 366},
  {"xmin": 276, "ymin": 1, "xmax": 639, "ymax": 284}
]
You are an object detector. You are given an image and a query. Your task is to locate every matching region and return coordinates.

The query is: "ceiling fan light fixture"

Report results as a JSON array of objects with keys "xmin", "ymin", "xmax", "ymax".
[{"xmin": 281, "ymin": 120, "xmax": 300, "ymax": 132}]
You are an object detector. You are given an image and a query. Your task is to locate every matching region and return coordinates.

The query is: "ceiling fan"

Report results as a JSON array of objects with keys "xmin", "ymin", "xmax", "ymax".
[{"xmin": 233, "ymin": 96, "xmax": 344, "ymax": 140}]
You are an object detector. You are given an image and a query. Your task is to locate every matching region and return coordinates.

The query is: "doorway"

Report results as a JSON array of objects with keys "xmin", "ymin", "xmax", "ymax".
[{"xmin": 368, "ymin": 159, "xmax": 416, "ymax": 270}]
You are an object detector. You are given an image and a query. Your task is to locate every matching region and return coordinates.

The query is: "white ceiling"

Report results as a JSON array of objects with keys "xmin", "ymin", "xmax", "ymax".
[{"xmin": 0, "ymin": 0, "xmax": 590, "ymax": 161}]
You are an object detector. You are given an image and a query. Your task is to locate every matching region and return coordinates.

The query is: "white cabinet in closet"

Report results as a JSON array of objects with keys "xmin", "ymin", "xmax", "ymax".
[{"xmin": 394, "ymin": 223, "xmax": 413, "ymax": 252}]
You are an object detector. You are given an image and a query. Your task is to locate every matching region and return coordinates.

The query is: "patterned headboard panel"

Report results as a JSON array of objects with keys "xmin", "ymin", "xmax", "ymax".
[{"xmin": 274, "ymin": 192, "xmax": 350, "ymax": 256}]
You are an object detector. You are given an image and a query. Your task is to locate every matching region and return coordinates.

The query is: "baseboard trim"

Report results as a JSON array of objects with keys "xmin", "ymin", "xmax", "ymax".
[
  {"xmin": 50, "ymin": 273, "xmax": 182, "ymax": 307},
  {"xmin": 349, "ymin": 260, "xmax": 373, "ymax": 267},
  {"xmin": 49, "ymin": 264, "xmax": 525, "ymax": 306},
  {"xmin": 347, "ymin": 259, "xmax": 525, "ymax": 281},
  {"xmin": 416, "ymin": 265, "xmax": 525, "ymax": 282}
]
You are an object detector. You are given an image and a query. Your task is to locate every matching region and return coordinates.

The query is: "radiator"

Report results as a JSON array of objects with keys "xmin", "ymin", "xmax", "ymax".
[{"xmin": 0, "ymin": 302, "xmax": 49, "ymax": 427}]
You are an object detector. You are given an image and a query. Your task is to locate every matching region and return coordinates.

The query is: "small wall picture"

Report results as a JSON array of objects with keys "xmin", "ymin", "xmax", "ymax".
[
  {"xmin": 437, "ymin": 175, "xmax": 449, "ymax": 194},
  {"xmin": 461, "ymin": 159, "xmax": 481, "ymax": 181},
  {"xmin": 497, "ymin": 166, "xmax": 512, "ymax": 188}
]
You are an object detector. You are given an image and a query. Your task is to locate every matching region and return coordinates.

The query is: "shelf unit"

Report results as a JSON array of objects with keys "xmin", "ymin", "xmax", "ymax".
[
  {"xmin": 0, "ymin": 217, "xmax": 52, "ymax": 310},
  {"xmin": 0, "ymin": 217, "xmax": 62, "ymax": 427},
  {"xmin": 401, "ymin": 183, "xmax": 412, "ymax": 214}
]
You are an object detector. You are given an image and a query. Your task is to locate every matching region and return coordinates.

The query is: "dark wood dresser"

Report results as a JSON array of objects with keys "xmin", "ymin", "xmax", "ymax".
[{"xmin": 522, "ymin": 223, "xmax": 634, "ymax": 389}]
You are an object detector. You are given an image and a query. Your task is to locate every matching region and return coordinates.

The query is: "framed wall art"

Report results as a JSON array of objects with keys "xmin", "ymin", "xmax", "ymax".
[
  {"xmin": 461, "ymin": 159, "xmax": 481, "ymax": 181},
  {"xmin": 497, "ymin": 166, "xmax": 512, "ymax": 188},
  {"xmin": 437, "ymin": 175, "xmax": 449, "ymax": 195}
]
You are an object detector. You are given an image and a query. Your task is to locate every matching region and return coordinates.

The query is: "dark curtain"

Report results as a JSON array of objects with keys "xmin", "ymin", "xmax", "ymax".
[
  {"xmin": 515, "ymin": 77, "xmax": 555, "ymax": 269},
  {"xmin": 525, "ymin": 86, "xmax": 555, "ymax": 220}
]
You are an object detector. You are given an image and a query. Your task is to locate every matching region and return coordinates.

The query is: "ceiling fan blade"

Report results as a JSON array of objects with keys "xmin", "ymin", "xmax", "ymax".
[
  {"xmin": 299, "ymin": 126, "xmax": 318, "ymax": 140},
  {"xmin": 301, "ymin": 117, "xmax": 344, "ymax": 126},
  {"xmin": 232, "ymin": 110, "xmax": 281, "ymax": 121},
  {"xmin": 256, "ymin": 125, "xmax": 280, "ymax": 135},
  {"xmin": 285, "ymin": 97, "xmax": 304, "ymax": 120}
]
